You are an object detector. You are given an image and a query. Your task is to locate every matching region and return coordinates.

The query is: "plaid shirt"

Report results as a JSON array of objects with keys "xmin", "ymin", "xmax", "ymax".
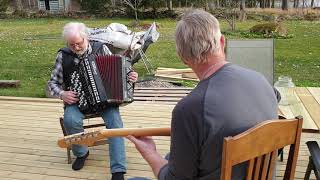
[{"xmin": 47, "ymin": 43, "xmax": 111, "ymax": 98}]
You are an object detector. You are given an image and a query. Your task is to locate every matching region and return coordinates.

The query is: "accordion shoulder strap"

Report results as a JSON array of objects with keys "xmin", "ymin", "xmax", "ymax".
[
  {"xmin": 90, "ymin": 41, "xmax": 104, "ymax": 55},
  {"xmin": 58, "ymin": 47, "xmax": 77, "ymax": 58}
]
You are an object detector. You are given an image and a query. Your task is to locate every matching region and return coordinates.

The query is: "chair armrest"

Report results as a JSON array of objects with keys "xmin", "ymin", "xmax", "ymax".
[{"xmin": 306, "ymin": 141, "xmax": 320, "ymax": 171}]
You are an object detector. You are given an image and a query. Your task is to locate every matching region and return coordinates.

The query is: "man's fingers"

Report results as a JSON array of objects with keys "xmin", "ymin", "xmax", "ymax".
[
  {"xmin": 68, "ymin": 91, "xmax": 78, "ymax": 97},
  {"xmin": 70, "ymin": 91, "xmax": 78, "ymax": 95},
  {"xmin": 65, "ymin": 96, "xmax": 78, "ymax": 104},
  {"xmin": 126, "ymin": 135, "xmax": 137, "ymax": 143}
]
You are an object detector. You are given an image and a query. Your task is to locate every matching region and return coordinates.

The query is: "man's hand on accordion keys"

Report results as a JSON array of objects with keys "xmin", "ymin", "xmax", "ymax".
[
  {"xmin": 128, "ymin": 71, "xmax": 138, "ymax": 83},
  {"xmin": 61, "ymin": 91, "xmax": 79, "ymax": 105}
]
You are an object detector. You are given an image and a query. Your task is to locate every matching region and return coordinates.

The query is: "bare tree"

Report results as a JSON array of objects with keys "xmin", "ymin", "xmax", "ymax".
[
  {"xmin": 311, "ymin": 0, "xmax": 314, "ymax": 7},
  {"xmin": 219, "ymin": 1, "xmax": 239, "ymax": 31},
  {"xmin": 123, "ymin": 0, "xmax": 143, "ymax": 21}
]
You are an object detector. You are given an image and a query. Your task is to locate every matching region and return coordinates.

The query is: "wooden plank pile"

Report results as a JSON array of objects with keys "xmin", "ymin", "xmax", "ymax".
[
  {"xmin": 134, "ymin": 87, "xmax": 192, "ymax": 103},
  {"xmin": 155, "ymin": 67, "xmax": 199, "ymax": 82}
]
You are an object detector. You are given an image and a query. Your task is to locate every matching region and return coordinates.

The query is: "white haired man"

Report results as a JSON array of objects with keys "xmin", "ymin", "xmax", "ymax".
[
  {"xmin": 127, "ymin": 10, "xmax": 280, "ymax": 180},
  {"xmin": 48, "ymin": 22, "xmax": 137, "ymax": 180}
]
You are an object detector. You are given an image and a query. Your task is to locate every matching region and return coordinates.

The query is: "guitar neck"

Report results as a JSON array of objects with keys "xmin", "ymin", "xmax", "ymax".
[
  {"xmin": 58, "ymin": 127, "xmax": 171, "ymax": 148},
  {"xmin": 100, "ymin": 127, "xmax": 171, "ymax": 138}
]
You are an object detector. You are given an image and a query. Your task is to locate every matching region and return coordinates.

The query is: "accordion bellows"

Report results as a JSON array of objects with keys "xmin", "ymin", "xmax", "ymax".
[{"xmin": 70, "ymin": 55, "xmax": 134, "ymax": 114}]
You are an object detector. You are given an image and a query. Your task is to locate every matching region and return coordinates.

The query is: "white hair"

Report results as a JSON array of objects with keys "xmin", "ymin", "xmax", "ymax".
[
  {"xmin": 175, "ymin": 9, "xmax": 222, "ymax": 64},
  {"xmin": 62, "ymin": 22, "xmax": 88, "ymax": 40}
]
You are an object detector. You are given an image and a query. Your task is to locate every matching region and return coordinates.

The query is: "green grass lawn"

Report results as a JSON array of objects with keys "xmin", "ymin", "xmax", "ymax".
[{"xmin": 0, "ymin": 18, "xmax": 319, "ymax": 97}]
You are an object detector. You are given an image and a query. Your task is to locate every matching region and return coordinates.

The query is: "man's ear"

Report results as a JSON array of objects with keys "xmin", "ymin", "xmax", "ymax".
[{"xmin": 220, "ymin": 35, "xmax": 225, "ymax": 51}]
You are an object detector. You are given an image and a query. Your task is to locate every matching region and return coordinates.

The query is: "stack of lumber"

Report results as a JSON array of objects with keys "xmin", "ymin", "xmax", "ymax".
[
  {"xmin": 155, "ymin": 67, "xmax": 199, "ymax": 82},
  {"xmin": 134, "ymin": 87, "xmax": 192, "ymax": 103}
]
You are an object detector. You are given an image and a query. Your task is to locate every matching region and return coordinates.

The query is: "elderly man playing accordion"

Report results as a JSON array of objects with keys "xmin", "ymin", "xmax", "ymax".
[{"xmin": 48, "ymin": 22, "xmax": 138, "ymax": 180}]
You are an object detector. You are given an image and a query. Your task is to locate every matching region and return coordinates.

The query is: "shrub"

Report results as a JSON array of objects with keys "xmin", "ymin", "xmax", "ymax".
[
  {"xmin": 304, "ymin": 13, "xmax": 319, "ymax": 21},
  {"xmin": 80, "ymin": 0, "xmax": 108, "ymax": 14},
  {"xmin": 0, "ymin": 0, "xmax": 10, "ymax": 12},
  {"xmin": 249, "ymin": 22, "xmax": 288, "ymax": 37}
]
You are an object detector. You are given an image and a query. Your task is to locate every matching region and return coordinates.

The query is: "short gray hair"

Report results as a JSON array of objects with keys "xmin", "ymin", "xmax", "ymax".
[
  {"xmin": 62, "ymin": 22, "xmax": 88, "ymax": 40},
  {"xmin": 175, "ymin": 9, "xmax": 222, "ymax": 64}
]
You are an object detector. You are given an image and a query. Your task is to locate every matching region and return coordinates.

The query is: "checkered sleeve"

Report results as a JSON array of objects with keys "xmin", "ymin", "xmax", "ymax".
[{"xmin": 47, "ymin": 52, "xmax": 64, "ymax": 98}]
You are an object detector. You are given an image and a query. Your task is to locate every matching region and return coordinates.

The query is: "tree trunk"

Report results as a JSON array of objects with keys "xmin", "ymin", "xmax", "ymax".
[
  {"xmin": 239, "ymin": 10, "xmax": 246, "ymax": 22},
  {"xmin": 260, "ymin": 0, "xmax": 265, "ymax": 8},
  {"xmin": 134, "ymin": 0, "xmax": 138, "ymax": 21},
  {"xmin": 282, "ymin": 0, "xmax": 288, "ymax": 10},
  {"xmin": 216, "ymin": 0, "xmax": 220, "ymax": 8},
  {"xmin": 167, "ymin": 0, "xmax": 172, "ymax": 10},
  {"xmin": 271, "ymin": 0, "xmax": 275, "ymax": 8},
  {"xmin": 293, "ymin": 0, "xmax": 299, "ymax": 8},
  {"xmin": 205, "ymin": 1, "xmax": 209, "ymax": 10},
  {"xmin": 240, "ymin": 0, "xmax": 245, "ymax": 10},
  {"xmin": 311, "ymin": 0, "xmax": 314, "ymax": 7},
  {"xmin": 232, "ymin": 13, "xmax": 236, "ymax": 31}
]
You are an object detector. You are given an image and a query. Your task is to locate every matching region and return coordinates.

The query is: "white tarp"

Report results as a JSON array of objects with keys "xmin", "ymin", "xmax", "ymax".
[{"xmin": 88, "ymin": 22, "xmax": 159, "ymax": 51}]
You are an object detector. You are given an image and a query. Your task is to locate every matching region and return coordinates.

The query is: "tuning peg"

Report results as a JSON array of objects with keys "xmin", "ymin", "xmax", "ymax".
[{"xmin": 66, "ymin": 139, "xmax": 71, "ymax": 145}]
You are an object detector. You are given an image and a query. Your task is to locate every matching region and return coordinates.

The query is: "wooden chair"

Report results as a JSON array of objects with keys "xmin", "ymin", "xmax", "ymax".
[
  {"xmin": 59, "ymin": 113, "xmax": 108, "ymax": 164},
  {"xmin": 304, "ymin": 141, "xmax": 320, "ymax": 180},
  {"xmin": 220, "ymin": 116, "xmax": 303, "ymax": 180}
]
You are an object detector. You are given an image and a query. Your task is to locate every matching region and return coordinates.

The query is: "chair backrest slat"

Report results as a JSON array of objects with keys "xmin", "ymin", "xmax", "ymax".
[
  {"xmin": 267, "ymin": 150, "xmax": 278, "ymax": 180},
  {"xmin": 253, "ymin": 156, "xmax": 262, "ymax": 180},
  {"xmin": 246, "ymin": 159, "xmax": 254, "ymax": 180},
  {"xmin": 260, "ymin": 153, "xmax": 271, "ymax": 180},
  {"xmin": 220, "ymin": 116, "xmax": 303, "ymax": 180}
]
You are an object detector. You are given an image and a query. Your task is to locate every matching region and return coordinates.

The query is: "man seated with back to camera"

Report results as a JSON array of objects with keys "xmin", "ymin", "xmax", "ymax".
[
  {"xmin": 48, "ymin": 22, "xmax": 138, "ymax": 180},
  {"xmin": 127, "ymin": 9, "xmax": 281, "ymax": 180}
]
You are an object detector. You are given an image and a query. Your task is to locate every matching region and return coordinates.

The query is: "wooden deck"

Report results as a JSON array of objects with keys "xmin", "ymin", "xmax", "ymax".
[{"xmin": 1, "ymin": 87, "xmax": 320, "ymax": 179}]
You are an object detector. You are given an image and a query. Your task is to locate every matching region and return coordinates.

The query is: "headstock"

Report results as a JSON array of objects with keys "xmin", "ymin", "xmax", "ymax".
[{"xmin": 58, "ymin": 130, "xmax": 103, "ymax": 148}]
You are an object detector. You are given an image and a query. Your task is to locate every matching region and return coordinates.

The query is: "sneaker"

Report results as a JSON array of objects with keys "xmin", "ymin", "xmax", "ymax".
[
  {"xmin": 72, "ymin": 151, "xmax": 89, "ymax": 171},
  {"xmin": 111, "ymin": 172, "xmax": 125, "ymax": 180}
]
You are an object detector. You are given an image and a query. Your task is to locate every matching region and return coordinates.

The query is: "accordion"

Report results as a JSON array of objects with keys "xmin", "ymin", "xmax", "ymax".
[{"xmin": 70, "ymin": 55, "xmax": 134, "ymax": 114}]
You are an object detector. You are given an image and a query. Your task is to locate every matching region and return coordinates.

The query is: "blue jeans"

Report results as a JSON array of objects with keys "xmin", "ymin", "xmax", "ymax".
[{"xmin": 63, "ymin": 105, "xmax": 126, "ymax": 173}]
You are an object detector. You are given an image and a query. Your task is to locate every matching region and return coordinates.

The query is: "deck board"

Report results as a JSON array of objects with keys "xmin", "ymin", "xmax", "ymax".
[{"xmin": 1, "ymin": 87, "xmax": 320, "ymax": 179}]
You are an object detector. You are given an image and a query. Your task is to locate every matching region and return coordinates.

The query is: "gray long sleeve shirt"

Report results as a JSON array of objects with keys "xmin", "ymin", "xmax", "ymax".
[{"xmin": 159, "ymin": 63, "xmax": 279, "ymax": 180}]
